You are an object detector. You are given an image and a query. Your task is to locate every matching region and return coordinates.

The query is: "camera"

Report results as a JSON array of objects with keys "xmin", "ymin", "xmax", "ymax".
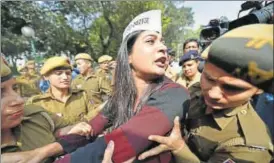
[
  {"xmin": 200, "ymin": 17, "xmax": 229, "ymax": 47},
  {"xmin": 200, "ymin": 1, "xmax": 273, "ymax": 50}
]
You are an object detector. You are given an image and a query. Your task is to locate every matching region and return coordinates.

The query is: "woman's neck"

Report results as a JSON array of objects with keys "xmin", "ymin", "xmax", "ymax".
[
  {"xmin": 133, "ymin": 75, "xmax": 150, "ymax": 97},
  {"xmin": 186, "ymin": 72, "xmax": 199, "ymax": 81},
  {"xmin": 1, "ymin": 129, "xmax": 15, "ymax": 145},
  {"xmin": 50, "ymin": 86, "xmax": 69, "ymax": 102}
]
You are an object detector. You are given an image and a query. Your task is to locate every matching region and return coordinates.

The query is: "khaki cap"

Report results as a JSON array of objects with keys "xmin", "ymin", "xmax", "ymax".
[
  {"xmin": 98, "ymin": 55, "xmax": 113, "ymax": 63},
  {"xmin": 1, "ymin": 57, "xmax": 12, "ymax": 82},
  {"xmin": 75, "ymin": 53, "xmax": 93, "ymax": 61},
  {"xmin": 40, "ymin": 56, "xmax": 71, "ymax": 75},
  {"xmin": 202, "ymin": 24, "xmax": 273, "ymax": 93}
]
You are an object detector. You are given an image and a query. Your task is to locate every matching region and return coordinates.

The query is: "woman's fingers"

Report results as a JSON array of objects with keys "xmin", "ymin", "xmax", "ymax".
[
  {"xmin": 172, "ymin": 116, "xmax": 181, "ymax": 135},
  {"xmin": 138, "ymin": 144, "xmax": 167, "ymax": 160},
  {"xmin": 138, "ymin": 116, "xmax": 185, "ymax": 160},
  {"xmin": 148, "ymin": 135, "xmax": 169, "ymax": 145},
  {"xmin": 102, "ymin": 141, "xmax": 115, "ymax": 163}
]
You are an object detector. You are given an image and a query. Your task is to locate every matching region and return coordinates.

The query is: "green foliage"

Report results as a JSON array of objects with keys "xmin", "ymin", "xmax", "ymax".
[{"xmin": 1, "ymin": 1, "xmax": 197, "ymax": 64}]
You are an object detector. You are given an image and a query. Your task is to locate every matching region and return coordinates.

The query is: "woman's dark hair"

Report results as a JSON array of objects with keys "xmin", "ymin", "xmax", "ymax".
[
  {"xmin": 183, "ymin": 38, "xmax": 200, "ymax": 50},
  {"xmin": 104, "ymin": 30, "xmax": 164, "ymax": 129}
]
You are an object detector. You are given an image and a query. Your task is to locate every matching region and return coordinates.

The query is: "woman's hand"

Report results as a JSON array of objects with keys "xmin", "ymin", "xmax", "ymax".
[
  {"xmin": 67, "ymin": 122, "xmax": 92, "ymax": 138},
  {"xmin": 138, "ymin": 116, "xmax": 185, "ymax": 160}
]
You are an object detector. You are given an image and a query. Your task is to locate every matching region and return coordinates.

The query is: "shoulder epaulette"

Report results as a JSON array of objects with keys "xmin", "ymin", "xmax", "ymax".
[
  {"xmin": 237, "ymin": 103, "xmax": 273, "ymax": 151},
  {"xmin": 71, "ymin": 88, "xmax": 84, "ymax": 93},
  {"xmin": 24, "ymin": 104, "xmax": 55, "ymax": 132}
]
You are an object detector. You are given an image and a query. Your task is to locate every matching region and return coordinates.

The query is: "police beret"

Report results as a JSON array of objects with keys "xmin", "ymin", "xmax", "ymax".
[
  {"xmin": 1, "ymin": 57, "xmax": 12, "ymax": 82},
  {"xmin": 75, "ymin": 53, "xmax": 93, "ymax": 61},
  {"xmin": 26, "ymin": 60, "xmax": 35, "ymax": 65},
  {"xmin": 203, "ymin": 24, "xmax": 273, "ymax": 93},
  {"xmin": 179, "ymin": 50, "xmax": 203, "ymax": 66},
  {"xmin": 40, "ymin": 56, "xmax": 71, "ymax": 75},
  {"xmin": 98, "ymin": 55, "xmax": 113, "ymax": 63}
]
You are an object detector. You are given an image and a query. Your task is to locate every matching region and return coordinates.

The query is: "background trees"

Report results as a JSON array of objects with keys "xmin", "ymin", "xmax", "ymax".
[{"xmin": 1, "ymin": 1, "xmax": 199, "ymax": 70}]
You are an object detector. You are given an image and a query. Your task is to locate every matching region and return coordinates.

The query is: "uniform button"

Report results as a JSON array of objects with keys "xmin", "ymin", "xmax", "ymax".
[{"xmin": 241, "ymin": 110, "xmax": 247, "ymax": 115}]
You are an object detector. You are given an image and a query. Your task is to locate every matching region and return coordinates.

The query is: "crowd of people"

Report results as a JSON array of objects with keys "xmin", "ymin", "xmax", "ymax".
[{"xmin": 1, "ymin": 10, "xmax": 273, "ymax": 163}]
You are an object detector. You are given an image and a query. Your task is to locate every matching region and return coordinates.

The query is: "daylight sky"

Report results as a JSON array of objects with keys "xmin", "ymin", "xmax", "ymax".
[{"xmin": 182, "ymin": 1, "xmax": 246, "ymax": 29}]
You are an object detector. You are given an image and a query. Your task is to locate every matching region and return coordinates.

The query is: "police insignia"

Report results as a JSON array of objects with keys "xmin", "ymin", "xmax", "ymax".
[{"xmin": 223, "ymin": 158, "xmax": 235, "ymax": 163}]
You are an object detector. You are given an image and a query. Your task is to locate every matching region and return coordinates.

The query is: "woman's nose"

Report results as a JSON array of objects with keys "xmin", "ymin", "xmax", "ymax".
[
  {"xmin": 208, "ymin": 86, "xmax": 223, "ymax": 100},
  {"xmin": 158, "ymin": 42, "xmax": 167, "ymax": 55},
  {"xmin": 61, "ymin": 73, "xmax": 69, "ymax": 79}
]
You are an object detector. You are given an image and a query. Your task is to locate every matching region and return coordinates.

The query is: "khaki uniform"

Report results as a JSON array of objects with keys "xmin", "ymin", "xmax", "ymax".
[
  {"xmin": 174, "ymin": 99, "xmax": 273, "ymax": 163},
  {"xmin": 95, "ymin": 68, "xmax": 109, "ymax": 78},
  {"xmin": 28, "ymin": 70, "xmax": 40, "ymax": 77},
  {"xmin": 26, "ymin": 89, "xmax": 100, "ymax": 124},
  {"xmin": 176, "ymin": 72, "xmax": 201, "ymax": 89},
  {"xmin": 15, "ymin": 75, "xmax": 41, "ymax": 98},
  {"xmin": 1, "ymin": 105, "xmax": 71, "ymax": 163},
  {"xmin": 72, "ymin": 74, "xmax": 112, "ymax": 104},
  {"xmin": 165, "ymin": 65, "xmax": 177, "ymax": 82}
]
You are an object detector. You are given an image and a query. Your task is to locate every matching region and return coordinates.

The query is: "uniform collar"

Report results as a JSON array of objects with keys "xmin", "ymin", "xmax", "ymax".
[
  {"xmin": 192, "ymin": 72, "xmax": 201, "ymax": 83},
  {"xmin": 18, "ymin": 74, "xmax": 38, "ymax": 79},
  {"xmin": 79, "ymin": 73, "xmax": 96, "ymax": 80},
  {"xmin": 43, "ymin": 88, "xmax": 79, "ymax": 102},
  {"xmin": 97, "ymin": 68, "xmax": 108, "ymax": 74},
  {"xmin": 178, "ymin": 72, "xmax": 201, "ymax": 88},
  {"xmin": 213, "ymin": 102, "xmax": 250, "ymax": 130}
]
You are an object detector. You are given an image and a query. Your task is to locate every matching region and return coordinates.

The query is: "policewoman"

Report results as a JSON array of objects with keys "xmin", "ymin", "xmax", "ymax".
[
  {"xmin": 96, "ymin": 55, "xmax": 113, "ymax": 77},
  {"xmin": 26, "ymin": 60, "xmax": 40, "ymax": 77},
  {"xmin": 138, "ymin": 24, "xmax": 274, "ymax": 163},
  {"xmin": 15, "ymin": 65, "xmax": 41, "ymax": 99},
  {"xmin": 1, "ymin": 57, "xmax": 92, "ymax": 163},
  {"xmin": 72, "ymin": 53, "xmax": 112, "ymax": 104},
  {"xmin": 176, "ymin": 50, "xmax": 203, "ymax": 89},
  {"xmin": 27, "ymin": 56, "xmax": 100, "ymax": 124}
]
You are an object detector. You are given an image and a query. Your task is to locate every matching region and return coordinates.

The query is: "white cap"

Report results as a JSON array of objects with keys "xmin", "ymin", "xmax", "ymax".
[{"xmin": 122, "ymin": 10, "xmax": 162, "ymax": 41}]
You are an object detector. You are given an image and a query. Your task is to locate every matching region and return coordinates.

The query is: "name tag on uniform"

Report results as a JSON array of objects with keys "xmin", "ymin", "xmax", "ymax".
[{"xmin": 76, "ymin": 84, "xmax": 82, "ymax": 89}]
